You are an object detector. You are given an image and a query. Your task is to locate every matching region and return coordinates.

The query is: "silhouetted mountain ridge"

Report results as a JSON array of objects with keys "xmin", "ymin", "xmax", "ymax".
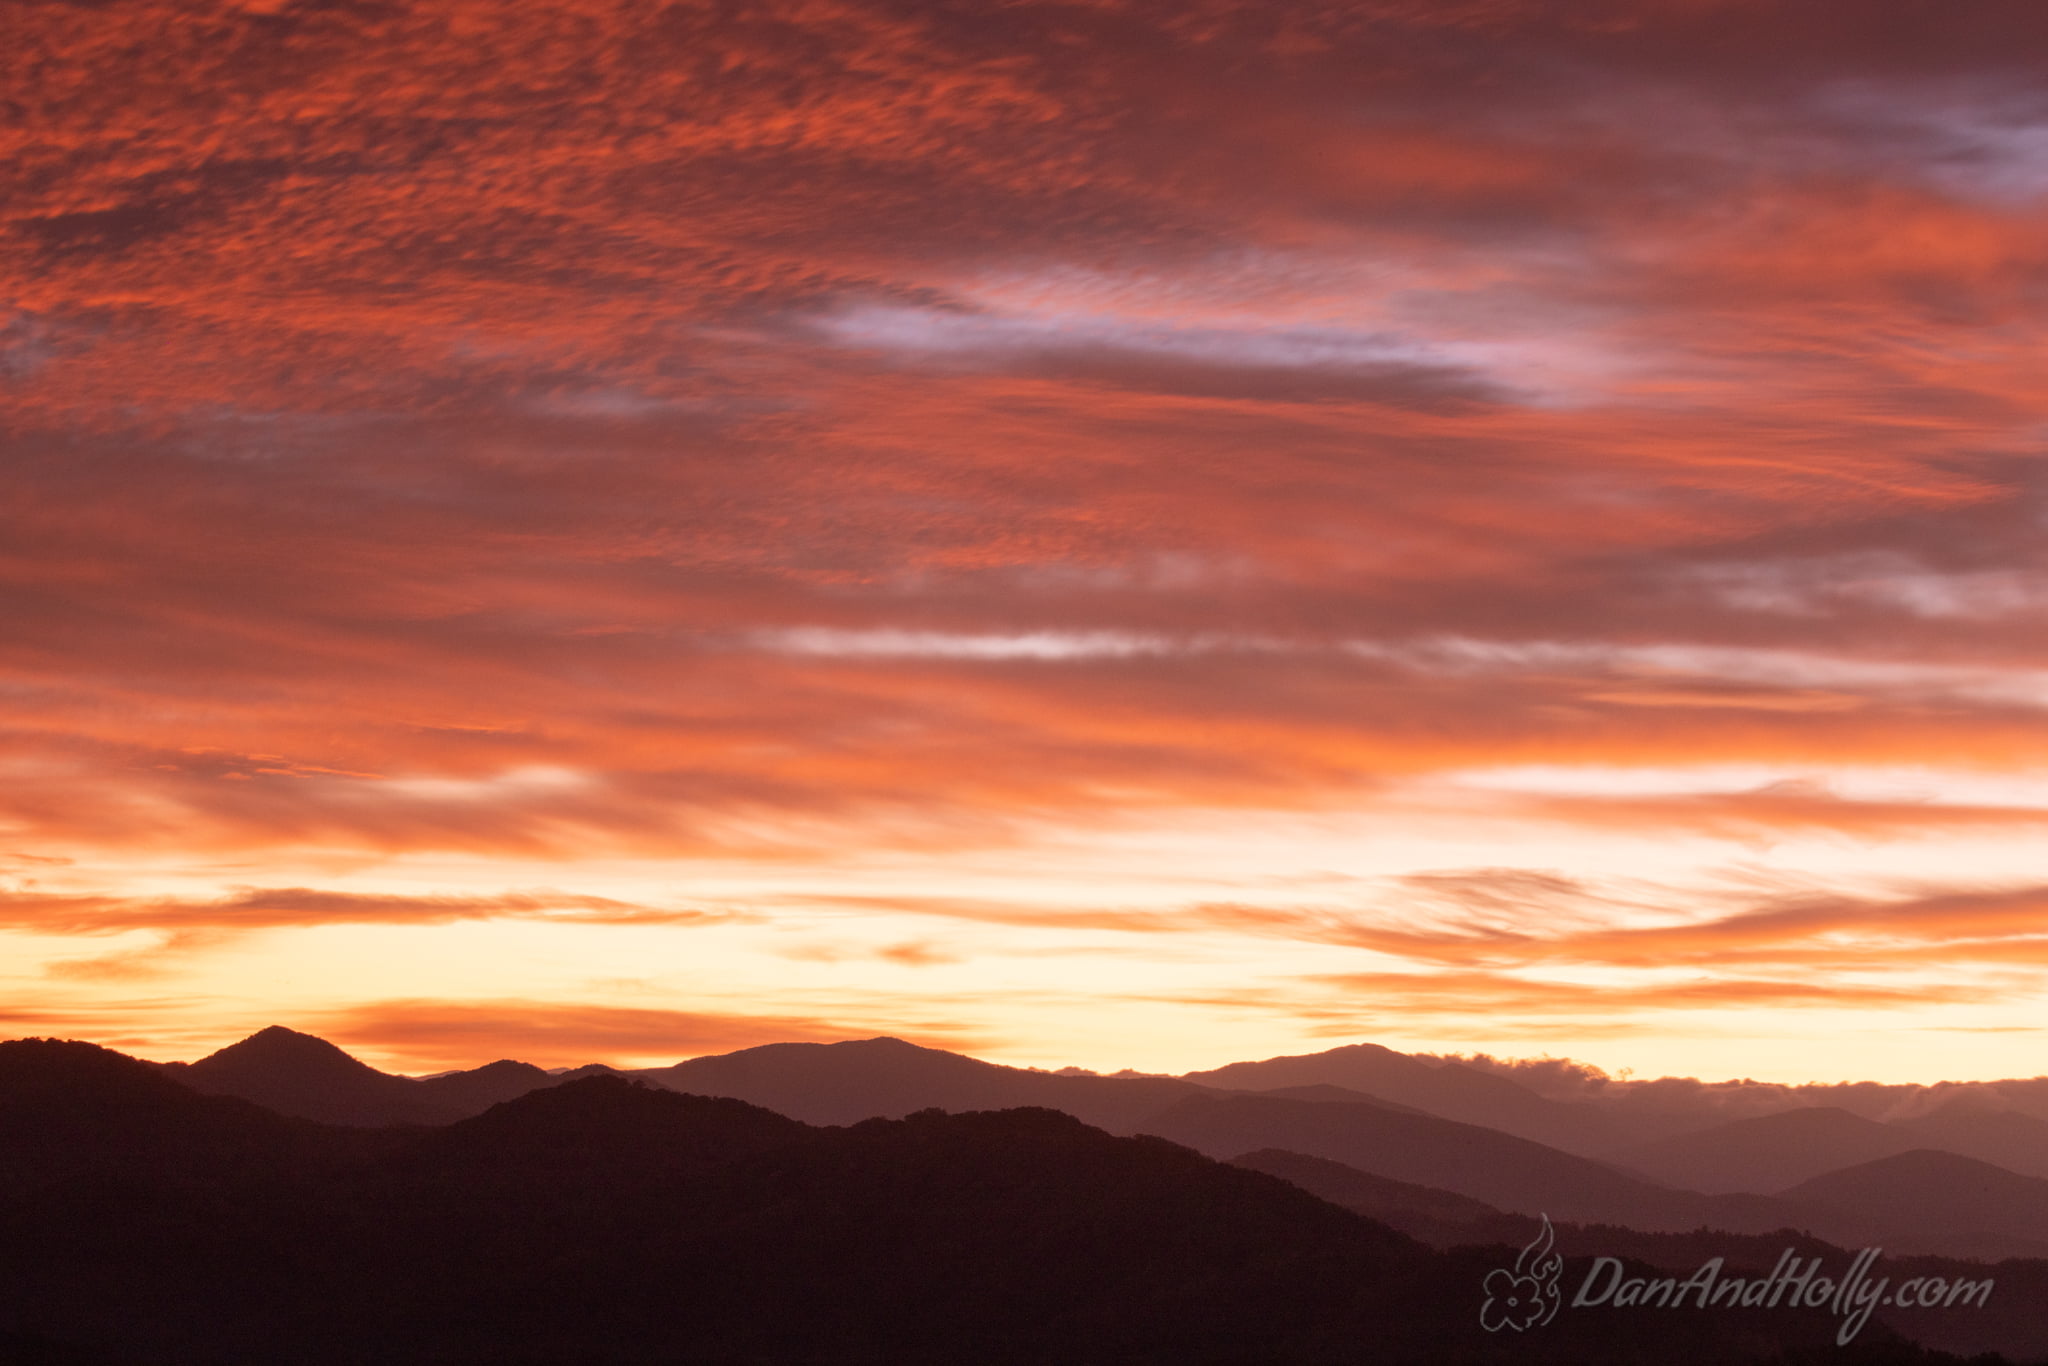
[
  {"xmin": 136, "ymin": 1025, "xmax": 2048, "ymax": 1187},
  {"xmin": 163, "ymin": 1025, "xmax": 470, "ymax": 1126},
  {"xmin": 1611, "ymin": 1106, "xmax": 1919, "ymax": 1194},
  {"xmin": 1185, "ymin": 1042, "xmax": 1620, "ymax": 1153},
  {"xmin": 0, "ymin": 1036, "xmax": 1988, "ymax": 1366},
  {"xmin": 1230, "ymin": 1147, "xmax": 1515, "ymax": 1244},
  {"xmin": 413, "ymin": 1058, "xmax": 556, "ymax": 1112},
  {"xmin": 1892, "ymin": 1105, "xmax": 2048, "ymax": 1181},
  {"xmin": 0, "ymin": 1038, "xmax": 379, "ymax": 1186},
  {"xmin": 640, "ymin": 1035, "xmax": 1214, "ymax": 1130},
  {"xmin": 393, "ymin": 1075, "xmax": 810, "ymax": 1182},
  {"xmin": 105, "ymin": 1026, "xmax": 2048, "ymax": 1259},
  {"xmin": 1142, "ymin": 1091, "xmax": 1824, "ymax": 1235}
]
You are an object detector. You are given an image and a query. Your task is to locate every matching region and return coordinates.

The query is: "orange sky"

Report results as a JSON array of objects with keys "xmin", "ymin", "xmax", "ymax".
[{"xmin": 8, "ymin": 0, "xmax": 2048, "ymax": 1082}]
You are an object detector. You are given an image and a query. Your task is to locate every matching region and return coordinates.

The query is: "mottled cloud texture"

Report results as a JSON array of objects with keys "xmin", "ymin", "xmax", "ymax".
[{"xmin": 8, "ymin": 0, "xmax": 2048, "ymax": 1075}]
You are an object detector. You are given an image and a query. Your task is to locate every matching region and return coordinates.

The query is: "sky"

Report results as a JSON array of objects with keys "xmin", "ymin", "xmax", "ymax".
[{"xmin": 7, "ymin": 0, "xmax": 2048, "ymax": 1082}]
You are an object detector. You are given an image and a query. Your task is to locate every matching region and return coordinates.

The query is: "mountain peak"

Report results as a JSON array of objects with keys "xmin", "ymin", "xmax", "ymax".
[
  {"xmin": 464, "ymin": 1059, "xmax": 550, "ymax": 1079},
  {"xmin": 826, "ymin": 1036, "xmax": 957, "ymax": 1056},
  {"xmin": 196, "ymin": 1025, "xmax": 380, "ymax": 1074},
  {"xmin": 1841, "ymin": 1146, "xmax": 2026, "ymax": 1179},
  {"xmin": 180, "ymin": 1026, "xmax": 437, "ymax": 1126}
]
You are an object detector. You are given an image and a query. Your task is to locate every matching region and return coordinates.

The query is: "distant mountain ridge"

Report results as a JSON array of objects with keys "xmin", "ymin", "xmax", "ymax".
[
  {"xmin": 159, "ymin": 1025, "xmax": 564, "ymax": 1126},
  {"xmin": 1607, "ymin": 1103, "xmax": 2048, "ymax": 1196},
  {"xmin": 1141, "ymin": 1091, "xmax": 1829, "ymax": 1236},
  {"xmin": 1185, "ymin": 1041, "xmax": 1622, "ymax": 1153},
  {"xmin": 146, "ymin": 1025, "xmax": 2048, "ymax": 1147},
  {"xmin": 1894, "ymin": 1104, "xmax": 2048, "ymax": 1181},
  {"xmin": 125, "ymin": 1027, "xmax": 2048, "ymax": 1227},
  {"xmin": 1609, "ymin": 1105, "xmax": 1920, "ymax": 1194},
  {"xmin": 638, "ymin": 1036, "xmax": 1214, "ymax": 1130},
  {"xmin": 1781, "ymin": 1149, "xmax": 2048, "ymax": 1260},
  {"xmin": 1230, "ymin": 1147, "xmax": 1519, "ymax": 1246},
  {"xmin": 90, "ymin": 1025, "xmax": 2048, "ymax": 1267}
]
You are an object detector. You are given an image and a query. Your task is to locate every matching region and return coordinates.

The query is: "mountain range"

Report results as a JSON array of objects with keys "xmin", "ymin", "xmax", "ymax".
[
  {"xmin": 147, "ymin": 1027, "xmax": 2048, "ymax": 1252},
  {"xmin": 5, "ymin": 1033, "xmax": 2027, "ymax": 1366},
  {"xmin": 163, "ymin": 1026, "xmax": 554, "ymax": 1126},
  {"xmin": 134, "ymin": 1026, "xmax": 2048, "ymax": 1258},
  {"xmin": 1184, "ymin": 1041, "xmax": 1625, "ymax": 1152},
  {"xmin": 164, "ymin": 1025, "xmax": 2048, "ymax": 1158}
]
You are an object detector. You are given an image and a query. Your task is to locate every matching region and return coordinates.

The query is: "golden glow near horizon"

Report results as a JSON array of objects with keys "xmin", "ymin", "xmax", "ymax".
[
  {"xmin": 9, "ymin": 2, "xmax": 2048, "ymax": 1086},
  {"xmin": 10, "ymin": 794, "xmax": 2048, "ymax": 1082}
]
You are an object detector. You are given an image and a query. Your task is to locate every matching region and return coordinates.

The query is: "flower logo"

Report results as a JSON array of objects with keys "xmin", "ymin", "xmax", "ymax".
[{"xmin": 1480, "ymin": 1213, "xmax": 1563, "ymax": 1333}]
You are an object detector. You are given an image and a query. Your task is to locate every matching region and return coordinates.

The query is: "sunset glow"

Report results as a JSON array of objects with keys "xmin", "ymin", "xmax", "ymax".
[{"xmin": 9, "ymin": 0, "xmax": 2048, "ymax": 1082}]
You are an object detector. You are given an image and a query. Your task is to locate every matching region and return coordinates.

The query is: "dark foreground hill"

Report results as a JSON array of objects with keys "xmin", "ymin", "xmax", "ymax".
[{"xmin": 0, "ymin": 1039, "xmax": 1983, "ymax": 1366}]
